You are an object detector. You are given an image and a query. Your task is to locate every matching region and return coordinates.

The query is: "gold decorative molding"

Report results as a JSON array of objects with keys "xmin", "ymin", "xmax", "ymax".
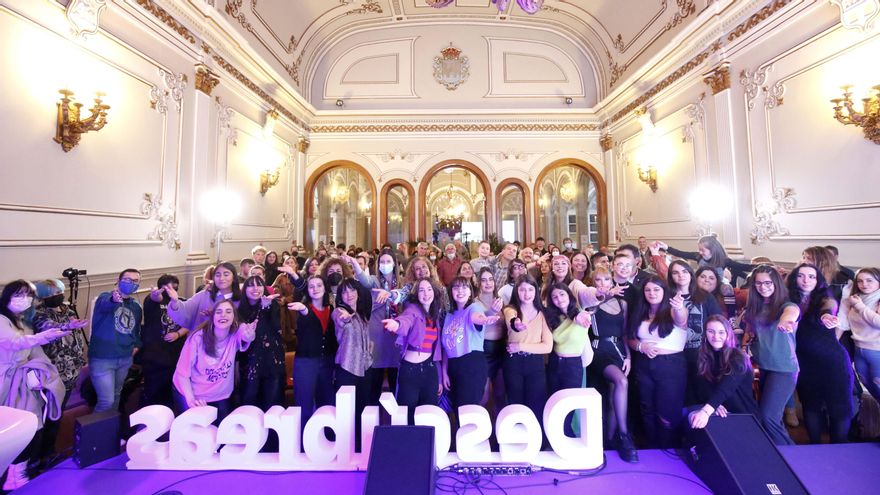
[
  {"xmin": 703, "ymin": 63, "xmax": 731, "ymax": 94},
  {"xmin": 599, "ymin": 134, "xmax": 614, "ymax": 152},
  {"xmin": 296, "ymin": 136, "xmax": 310, "ymax": 153},
  {"xmin": 194, "ymin": 63, "xmax": 220, "ymax": 95},
  {"xmin": 309, "ymin": 123, "xmax": 600, "ymax": 133},
  {"xmin": 135, "ymin": 0, "xmax": 196, "ymax": 44},
  {"xmin": 604, "ymin": 0, "xmax": 794, "ymax": 127}
]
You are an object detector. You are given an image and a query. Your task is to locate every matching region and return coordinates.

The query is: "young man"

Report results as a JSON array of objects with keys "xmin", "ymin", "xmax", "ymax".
[
  {"xmin": 239, "ymin": 258, "xmax": 255, "ymax": 281},
  {"xmin": 470, "ymin": 241, "xmax": 497, "ymax": 276},
  {"xmin": 494, "ymin": 243, "xmax": 518, "ymax": 287},
  {"xmin": 561, "ymin": 238, "xmax": 575, "ymax": 256},
  {"xmin": 436, "ymin": 243, "xmax": 463, "ymax": 286},
  {"xmin": 533, "ymin": 237, "xmax": 547, "ymax": 255},
  {"xmin": 251, "ymin": 245, "xmax": 267, "ymax": 266},
  {"xmin": 89, "ymin": 268, "xmax": 143, "ymax": 413}
]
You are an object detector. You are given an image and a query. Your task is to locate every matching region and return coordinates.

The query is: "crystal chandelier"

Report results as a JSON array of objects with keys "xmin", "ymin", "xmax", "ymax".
[{"xmin": 426, "ymin": 0, "xmax": 545, "ymax": 15}]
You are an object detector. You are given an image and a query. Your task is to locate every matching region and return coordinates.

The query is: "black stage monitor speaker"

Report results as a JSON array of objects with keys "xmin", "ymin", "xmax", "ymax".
[
  {"xmin": 73, "ymin": 409, "xmax": 120, "ymax": 468},
  {"xmin": 364, "ymin": 426, "xmax": 435, "ymax": 495},
  {"xmin": 684, "ymin": 414, "xmax": 808, "ymax": 495}
]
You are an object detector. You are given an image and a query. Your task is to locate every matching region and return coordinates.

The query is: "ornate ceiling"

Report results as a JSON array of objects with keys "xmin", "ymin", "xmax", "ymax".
[{"xmin": 217, "ymin": 0, "xmax": 711, "ymax": 107}]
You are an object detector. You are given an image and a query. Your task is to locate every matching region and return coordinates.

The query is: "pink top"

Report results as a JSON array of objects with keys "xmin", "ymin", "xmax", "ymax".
[{"xmin": 174, "ymin": 329, "xmax": 251, "ymax": 403}]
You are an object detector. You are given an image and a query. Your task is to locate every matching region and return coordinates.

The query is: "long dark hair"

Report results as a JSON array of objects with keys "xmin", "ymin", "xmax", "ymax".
[
  {"xmin": 695, "ymin": 266, "xmax": 726, "ymax": 316},
  {"xmin": 448, "ymin": 276, "xmax": 475, "ymax": 311},
  {"xmin": 0, "ymin": 280, "xmax": 36, "ymax": 330},
  {"xmin": 543, "ymin": 282, "xmax": 580, "ymax": 330},
  {"xmin": 508, "ymin": 274, "xmax": 545, "ymax": 320},
  {"xmin": 744, "ymin": 265, "xmax": 789, "ymax": 332},
  {"xmin": 376, "ymin": 249, "xmax": 399, "ymax": 289},
  {"xmin": 627, "ymin": 275, "xmax": 676, "ymax": 339},
  {"xmin": 335, "ymin": 278, "xmax": 371, "ymax": 320},
  {"xmin": 668, "ymin": 259, "xmax": 710, "ymax": 304},
  {"xmin": 697, "ymin": 235, "xmax": 728, "ymax": 268},
  {"xmin": 198, "ymin": 299, "xmax": 241, "ymax": 358},
  {"xmin": 406, "ymin": 277, "xmax": 443, "ymax": 323},
  {"xmin": 697, "ymin": 315, "xmax": 750, "ymax": 382},
  {"xmin": 301, "ymin": 275, "xmax": 331, "ymax": 308},
  {"xmin": 238, "ymin": 275, "xmax": 268, "ymax": 323},
  {"xmin": 209, "ymin": 261, "xmax": 241, "ymax": 301},
  {"xmin": 786, "ymin": 263, "xmax": 833, "ymax": 317},
  {"xmin": 477, "ymin": 267, "xmax": 497, "ymax": 297}
]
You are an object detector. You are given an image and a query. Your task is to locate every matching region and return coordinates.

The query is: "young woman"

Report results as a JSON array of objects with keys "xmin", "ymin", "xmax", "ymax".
[
  {"xmin": 265, "ymin": 251, "xmax": 281, "ymax": 285},
  {"xmin": 173, "ymin": 299, "xmax": 256, "ymax": 422},
  {"xmin": 382, "ymin": 278, "xmax": 444, "ymax": 422},
  {"xmin": 361, "ymin": 250, "xmax": 402, "ymax": 405},
  {"xmin": 588, "ymin": 267, "xmax": 636, "ymax": 462},
  {"xmin": 667, "ymin": 260, "xmax": 723, "ymax": 402},
  {"xmin": 238, "ymin": 276, "xmax": 285, "ymax": 411},
  {"xmin": 544, "ymin": 282, "xmax": 593, "ymax": 437},
  {"xmin": 802, "ymin": 246, "xmax": 852, "ymax": 302},
  {"xmin": 695, "ymin": 266, "xmax": 736, "ymax": 318},
  {"xmin": 318, "ymin": 257, "xmax": 355, "ymax": 303},
  {"xmin": 742, "ymin": 265, "xmax": 800, "ymax": 446},
  {"xmin": 0, "ymin": 280, "xmax": 68, "ymax": 490},
  {"xmin": 301, "ymin": 257, "xmax": 321, "ymax": 280},
  {"xmin": 457, "ymin": 261, "xmax": 477, "ymax": 292},
  {"xmin": 543, "ymin": 255, "xmax": 604, "ymax": 309},
  {"xmin": 288, "ymin": 276, "xmax": 338, "ymax": 429},
  {"xmin": 688, "ymin": 316, "xmax": 758, "ymax": 429},
  {"xmin": 628, "ymin": 275, "xmax": 689, "ymax": 449},
  {"xmin": 332, "ymin": 278, "xmax": 373, "ymax": 442},
  {"xmin": 474, "ymin": 268, "xmax": 506, "ymax": 415},
  {"xmin": 441, "ymin": 277, "xmax": 500, "ymax": 410},
  {"xmin": 167, "ymin": 261, "xmax": 241, "ymax": 331},
  {"xmin": 570, "ymin": 252, "xmax": 592, "ymax": 286},
  {"xmin": 497, "ymin": 259, "xmax": 528, "ymax": 305},
  {"xmin": 786, "ymin": 264, "xmax": 853, "ymax": 443},
  {"xmin": 502, "ymin": 275, "xmax": 553, "ymax": 423},
  {"xmin": 659, "ymin": 236, "xmax": 753, "ymax": 287},
  {"xmin": 838, "ymin": 267, "xmax": 880, "ymax": 403}
]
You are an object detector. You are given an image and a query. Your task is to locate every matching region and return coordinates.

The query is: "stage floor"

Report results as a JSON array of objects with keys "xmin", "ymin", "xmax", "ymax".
[{"xmin": 13, "ymin": 442, "xmax": 879, "ymax": 494}]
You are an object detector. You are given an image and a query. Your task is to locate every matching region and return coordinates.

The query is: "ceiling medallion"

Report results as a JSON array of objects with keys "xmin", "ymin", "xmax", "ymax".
[{"xmin": 433, "ymin": 43, "xmax": 470, "ymax": 91}]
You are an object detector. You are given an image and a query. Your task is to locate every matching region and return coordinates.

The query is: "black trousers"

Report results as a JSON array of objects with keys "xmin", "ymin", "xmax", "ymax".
[
  {"xmin": 447, "ymin": 351, "xmax": 488, "ymax": 410},
  {"xmin": 503, "ymin": 353, "xmax": 547, "ymax": 423},
  {"xmin": 396, "ymin": 360, "xmax": 439, "ymax": 423},
  {"xmin": 634, "ymin": 352, "xmax": 686, "ymax": 448}
]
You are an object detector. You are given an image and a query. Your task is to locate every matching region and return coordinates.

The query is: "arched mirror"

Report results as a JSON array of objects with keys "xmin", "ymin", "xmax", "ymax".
[
  {"xmin": 535, "ymin": 163, "xmax": 601, "ymax": 250},
  {"xmin": 498, "ymin": 182, "xmax": 527, "ymax": 243},
  {"xmin": 384, "ymin": 182, "xmax": 412, "ymax": 246},
  {"xmin": 306, "ymin": 163, "xmax": 374, "ymax": 251},
  {"xmin": 423, "ymin": 166, "xmax": 486, "ymax": 245}
]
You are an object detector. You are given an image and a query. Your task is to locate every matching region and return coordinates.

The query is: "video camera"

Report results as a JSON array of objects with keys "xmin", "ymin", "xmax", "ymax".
[{"xmin": 62, "ymin": 267, "xmax": 87, "ymax": 280}]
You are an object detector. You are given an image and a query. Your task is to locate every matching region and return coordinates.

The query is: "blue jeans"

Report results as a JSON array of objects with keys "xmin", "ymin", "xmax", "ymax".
[
  {"xmin": 90, "ymin": 356, "xmax": 133, "ymax": 413},
  {"xmin": 759, "ymin": 370, "xmax": 797, "ymax": 446},
  {"xmin": 292, "ymin": 356, "xmax": 336, "ymax": 429},
  {"xmin": 855, "ymin": 347, "xmax": 880, "ymax": 403}
]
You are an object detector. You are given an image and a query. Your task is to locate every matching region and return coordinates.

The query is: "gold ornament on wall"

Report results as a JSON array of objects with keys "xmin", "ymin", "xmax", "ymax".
[
  {"xmin": 194, "ymin": 63, "xmax": 220, "ymax": 95},
  {"xmin": 703, "ymin": 63, "xmax": 731, "ymax": 95},
  {"xmin": 54, "ymin": 89, "xmax": 110, "ymax": 152},
  {"xmin": 831, "ymin": 84, "xmax": 880, "ymax": 145}
]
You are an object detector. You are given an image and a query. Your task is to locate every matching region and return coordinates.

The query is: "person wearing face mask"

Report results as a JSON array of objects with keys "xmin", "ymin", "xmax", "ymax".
[
  {"xmin": 32, "ymin": 279, "xmax": 89, "ymax": 465},
  {"xmin": 138, "ymin": 274, "xmax": 187, "ymax": 409},
  {"xmin": 436, "ymin": 243, "xmax": 463, "ymax": 286},
  {"xmin": 89, "ymin": 268, "xmax": 143, "ymax": 413},
  {"xmin": 561, "ymin": 238, "xmax": 575, "ymax": 256},
  {"xmin": 318, "ymin": 257, "xmax": 356, "ymax": 303},
  {"xmin": 359, "ymin": 250, "xmax": 403, "ymax": 405},
  {"xmin": 0, "ymin": 280, "xmax": 68, "ymax": 490}
]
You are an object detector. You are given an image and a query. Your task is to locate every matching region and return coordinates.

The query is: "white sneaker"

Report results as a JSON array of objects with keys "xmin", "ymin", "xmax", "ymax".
[{"xmin": 2, "ymin": 461, "xmax": 30, "ymax": 491}]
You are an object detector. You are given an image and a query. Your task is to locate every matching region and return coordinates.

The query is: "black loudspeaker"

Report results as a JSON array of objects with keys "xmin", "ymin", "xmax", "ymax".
[
  {"xmin": 683, "ymin": 414, "xmax": 808, "ymax": 495},
  {"xmin": 364, "ymin": 426, "xmax": 435, "ymax": 495},
  {"xmin": 73, "ymin": 410, "xmax": 120, "ymax": 468}
]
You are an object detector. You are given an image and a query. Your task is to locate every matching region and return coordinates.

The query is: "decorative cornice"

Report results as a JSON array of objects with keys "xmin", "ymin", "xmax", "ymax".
[
  {"xmin": 135, "ymin": 0, "xmax": 196, "ymax": 44},
  {"xmin": 703, "ymin": 63, "xmax": 731, "ymax": 94},
  {"xmin": 604, "ymin": 0, "xmax": 794, "ymax": 127},
  {"xmin": 194, "ymin": 63, "xmax": 220, "ymax": 95},
  {"xmin": 600, "ymin": 134, "xmax": 614, "ymax": 152},
  {"xmin": 309, "ymin": 123, "xmax": 600, "ymax": 133}
]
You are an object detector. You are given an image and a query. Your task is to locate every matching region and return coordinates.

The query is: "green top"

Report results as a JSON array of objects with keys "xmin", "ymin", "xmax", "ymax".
[
  {"xmin": 750, "ymin": 302, "xmax": 799, "ymax": 373},
  {"xmin": 552, "ymin": 318, "xmax": 590, "ymax": 356}
]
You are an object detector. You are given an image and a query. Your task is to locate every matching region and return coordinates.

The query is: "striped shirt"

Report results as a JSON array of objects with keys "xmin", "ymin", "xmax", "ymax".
[{"xmin": 418, "ymin": 318, "xmax": 438, "ymax": 353}]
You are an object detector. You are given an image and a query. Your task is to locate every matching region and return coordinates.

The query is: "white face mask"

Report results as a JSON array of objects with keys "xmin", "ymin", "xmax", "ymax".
[
  {"xmin": 378, "ymin": 263, "xmax": 394, "ymax": 275},
  {"xmin": 446, "ymin": 253, "xmax": 455, "ymax": 260},
  {"xmin": 564, "ymin": 243, "xmax": 573, "ymax": 249},
  {"xmin": 429, "ymin": 255, "xmax": 436, "ymax": 261},
  {"xmin": 552, "ymin": 250, "xmax": 560, "ymax": 257},
  {"xmin": 8, "ymin": 296, "xmax": 33, "ymax": 314}
]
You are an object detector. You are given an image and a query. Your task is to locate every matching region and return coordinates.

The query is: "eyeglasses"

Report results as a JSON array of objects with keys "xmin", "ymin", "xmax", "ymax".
[{"xmin": 754, "ymin": 281, "xmax": 775, "ymax": 288}]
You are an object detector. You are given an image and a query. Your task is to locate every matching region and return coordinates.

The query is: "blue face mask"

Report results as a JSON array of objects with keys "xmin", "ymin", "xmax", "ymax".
[{"xmin": 118, "ymin": 279, "xmax": 140, "ymax": 295}]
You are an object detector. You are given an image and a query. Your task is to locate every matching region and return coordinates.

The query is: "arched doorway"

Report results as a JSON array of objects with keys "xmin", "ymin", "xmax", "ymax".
[
  {"xmin": 304, "ymin": 161, "xmax": 376, "ymax": 251},
  {"xmin": 418, "ymin": 160, "xmax": 492, "ymax": 246},
  {"xmin": 496, "ymin": 178, "xmax": 531, "ymax": 244},
  {"xmin": 380, "ymin": 179, "xmax": 415, "ymax": 246},
  {"xmin": 533, "ymin": 159, "xmax": 607, "ymax": 250}
]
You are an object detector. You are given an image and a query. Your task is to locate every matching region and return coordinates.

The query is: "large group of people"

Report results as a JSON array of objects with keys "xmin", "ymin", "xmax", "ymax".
[{"xmin": 1, "ymin": 237, "xmax": 879, "ymax": 489}]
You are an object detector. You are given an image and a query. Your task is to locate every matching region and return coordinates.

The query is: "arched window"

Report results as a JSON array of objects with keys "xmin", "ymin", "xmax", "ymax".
[
  {"xmin": 304, "ymin": 161, "xmax": 375, "ymax": 251},
  {"xmin": 496, "ymin": 179, "xmax": 530, "ymax": 244},
  {"xmin": 534, "ymin": 160, "xmax": 607, "ymax": 249},
  {"xmin": 381, "ymin": 180, "xmax": 415, "ymax": 247},
  {"xmin": 418, "ymin": 161, "xmax": 491, "ymax": 246}
]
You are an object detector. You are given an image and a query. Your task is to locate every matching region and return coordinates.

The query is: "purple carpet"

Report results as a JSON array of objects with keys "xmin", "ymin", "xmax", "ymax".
[{"xmin": 14, "ymin": 443, "xmax": 879, "ymax": 494}]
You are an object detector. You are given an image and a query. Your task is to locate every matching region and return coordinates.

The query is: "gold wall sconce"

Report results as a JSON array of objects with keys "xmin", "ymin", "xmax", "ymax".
[
  {"xmin": 55, "ymin": 89, "xmax": 110, "ymax": 152},
  {"xmin": 258, "ymin": 109, "xmax": 281, "ymax": 196},
  {"xmin": 260, "ymin": 168, "xmax": 281, "ymax": 196},
  {"xmin": 637, "ymin": 166, "xmax": 658, "ymax": 192},
  {"xmin": 831, "ymin": 84, "xmax": 880, "ymax": 144}
]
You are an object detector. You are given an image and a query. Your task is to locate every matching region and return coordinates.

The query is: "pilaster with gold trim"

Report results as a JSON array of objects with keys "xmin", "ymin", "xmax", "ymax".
[
  {"xmin": 184, "ymin": 63, "xmax": 218, "ymax": 263},
  {"xmin": 194, "ymin": 63, "xmax": 219, "ymax": 96},
  {"xmin": 291, "ymin": 136, "xmax": 310, "ymax": 246}
]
